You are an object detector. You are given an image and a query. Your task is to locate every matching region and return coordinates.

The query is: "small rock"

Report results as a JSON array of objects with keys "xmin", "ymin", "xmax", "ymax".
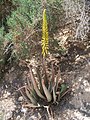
[
  {"xmin": 18, "ymin": 96, "xmax": 23, "ymax": 102},
  {"xmin": 16, "ymin": 115, "xmax": 21, "ymax": 120},
  {"xmin": 3, "ymin": 91, "xmax": 11, "ymax": 98},
  {"xmin": 21, "ymin": 107, "xmax": 28, "ymax": 114}
]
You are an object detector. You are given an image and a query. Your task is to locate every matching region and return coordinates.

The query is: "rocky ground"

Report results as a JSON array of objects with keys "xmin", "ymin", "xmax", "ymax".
[
  {"xmin": 0, "ymin": 52, "xmax": 90, "ymax": 120},
  {"xmin": 54, "ymin": 59, "xmax": 90, "ymax": 120},
  {"xmin": 0, "ymin": 27, "xmax": 90, "ymax": 120}
]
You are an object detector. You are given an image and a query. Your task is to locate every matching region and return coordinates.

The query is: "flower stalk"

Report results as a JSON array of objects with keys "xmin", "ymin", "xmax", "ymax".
[{"xmin": 42, "ymin": 9, "xmax": 49, "ymax": 57}]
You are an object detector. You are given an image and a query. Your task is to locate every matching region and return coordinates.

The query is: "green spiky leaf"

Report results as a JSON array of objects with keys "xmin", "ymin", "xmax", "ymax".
[
  {"xmin": 42, "ymin": 79, "xmax": 52, "ymax": 102},
  {"xmin": 29, "ymin": 66, "xmax": 45, "ymax": 99},
  {"xmin": 60, "ymin": 84, "xmax": 67, "ymax": 95}
]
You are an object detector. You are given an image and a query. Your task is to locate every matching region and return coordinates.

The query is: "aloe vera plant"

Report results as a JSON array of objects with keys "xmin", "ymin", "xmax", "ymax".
[
  {"xmin": 20, "ymin": 9, "xmax": 70, "ymax": 108},
  {"xmin": 20, "ymin": 62, "xmax": 69, "ymax": 108}
]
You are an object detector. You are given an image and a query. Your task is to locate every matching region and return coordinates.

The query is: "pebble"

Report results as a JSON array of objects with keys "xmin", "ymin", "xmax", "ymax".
[
  {"xmin": 18, "ymin": 96, "xmax": 23, "ymax": 102},
  {"xmin": 3, "ymin": 91, "xmax": 11, "ymax": 98},
  {"xmin": 16, "ymin": 115, "xmax": 21, "ymax": 120},
  {"xmin": 21, "ymin": 107, "xmax": 28, "ymax": 114}
]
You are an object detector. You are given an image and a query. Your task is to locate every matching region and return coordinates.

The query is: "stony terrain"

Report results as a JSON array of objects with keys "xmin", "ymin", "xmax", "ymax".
[{"xmin": 0, "ymin": 53, "xmax": 90, "ymax": 120}]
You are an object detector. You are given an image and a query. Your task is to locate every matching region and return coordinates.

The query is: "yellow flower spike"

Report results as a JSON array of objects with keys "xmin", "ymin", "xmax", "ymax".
[{"xmin": 42, "ymin": 9, "xmax": 49, "ymax": 57}]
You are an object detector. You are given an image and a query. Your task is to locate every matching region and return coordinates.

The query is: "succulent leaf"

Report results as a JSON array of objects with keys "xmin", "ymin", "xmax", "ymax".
[
  {"xmin": 29, "ymin": 66, "xmax": 45, "ymax": 99},
  {"xmin": 53, "ymin": 86, "xmax": 57, "ymax": 102},
  {"xmin": 57, "ymin": 84, "xmax": 68, "ymax": 101},
  {"xmin": 24, "ymin": 103, "xmax": 40, "ymax": 108},
  {"xmin": 48, "ymin": 79, "xmax": 53, "ymax": 92},
  {"xmin": 42, "ymin": 79, "xmax": 52, "ymax": 102},
  {"xmin": 60, "ymin": 84, "xmax": 67, "ymax": 95},
  {"xmin": 28, "ymin": 86, "xmax": 39, "ymax": 101},
  {"xmin": 55, "ymin": 69, "xmax": 62, "ymax": 91},
  {"xmin": 36, "ymin": 67, "xmax": 44, "ymax": 94},
  {"xmin": 25, "ymin": 87, "xmax": 37, "ymax": 105},
  {"xmin": 20, "ymin": 89, "xmax": 30, "ymax": 103},
  {"xmin": 51, "ymin": 63, "xmax": 55, "ymax": 83},
  {"xmin": 48, "ymin": 63, "xmax": 55, "ymax": 92}
]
